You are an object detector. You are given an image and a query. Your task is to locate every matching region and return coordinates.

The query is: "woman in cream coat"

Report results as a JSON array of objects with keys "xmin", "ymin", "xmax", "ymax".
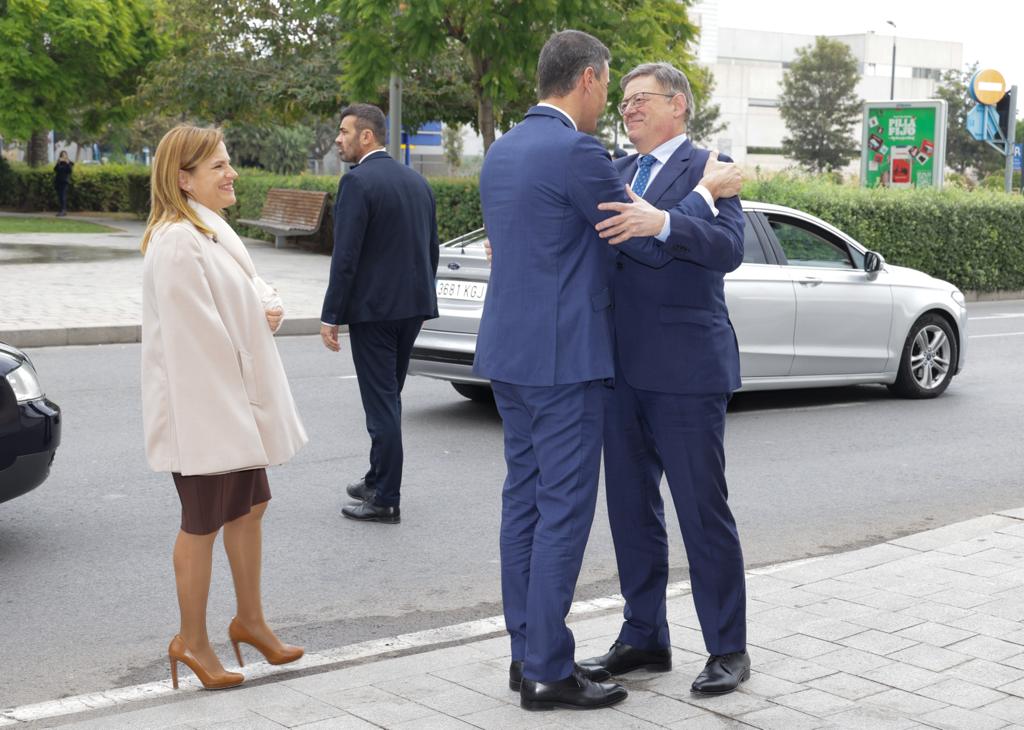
[{"xmin": 141, "ymin": 125, "xmax": 308, "ymax": 690}]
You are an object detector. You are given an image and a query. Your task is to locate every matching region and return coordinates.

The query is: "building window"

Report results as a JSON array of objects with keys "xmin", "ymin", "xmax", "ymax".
[{"xmin": 912, "ymin": 67, "xmax": 943, "ymax": 81}]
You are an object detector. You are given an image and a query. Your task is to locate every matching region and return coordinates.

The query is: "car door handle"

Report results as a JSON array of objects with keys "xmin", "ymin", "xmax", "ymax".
[{"xmin": 798, "ymin": 276, "xmax": 822, "ymax": 287}]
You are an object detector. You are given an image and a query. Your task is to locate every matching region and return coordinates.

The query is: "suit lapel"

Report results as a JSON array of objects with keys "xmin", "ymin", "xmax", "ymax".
[{"xmin": 642, "ymin": 139, "xmax": 695, "ymax": 204}]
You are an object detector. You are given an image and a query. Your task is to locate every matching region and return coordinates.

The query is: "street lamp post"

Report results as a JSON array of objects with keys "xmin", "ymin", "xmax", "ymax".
[{"xmin": 886, "ymin": 20, "xmax": 896, "ymax": 100}]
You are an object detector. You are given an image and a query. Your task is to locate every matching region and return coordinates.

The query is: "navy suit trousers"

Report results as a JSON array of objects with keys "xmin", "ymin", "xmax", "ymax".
[
  {"xmin": 603, "ymin": 372, "xmax": 747, "ymax": 656},
  {"xmin": 348, "ymin": 316, "xmax": 423, "ymax": 507},
  {"xmin": 492, "ymin": 379, "xmax": 604, "ymax": 682}
]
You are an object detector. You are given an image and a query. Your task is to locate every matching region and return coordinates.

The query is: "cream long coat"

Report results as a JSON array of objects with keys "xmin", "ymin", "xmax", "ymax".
[{"xmin": 141, "ymin": 201, "xmax": 307, "ymax": 476}]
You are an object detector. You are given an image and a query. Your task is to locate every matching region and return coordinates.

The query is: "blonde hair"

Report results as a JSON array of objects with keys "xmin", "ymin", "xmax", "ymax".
[{"xmin": 140, "ymin": 125, "xmax": 224, "ymax": 253}]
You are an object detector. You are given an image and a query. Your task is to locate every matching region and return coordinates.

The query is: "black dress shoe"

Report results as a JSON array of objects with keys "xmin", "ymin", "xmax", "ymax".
[
  {"xmin": 520, "ymin": 668, "xmax": 627, "ymax": 711},
  {"xmin": 346, "ymin": 479, "xmax": 376, "ymax": 502},
  {"xmin": 509, "ymin": 660, "xmax": 523, "ymax": 691},
  {"xmin": 691, "ymin": 651, "xmax": 750, "ymax": 695},
  {"xmin": 578, "ymin": 641, "xmax": 672, "ymax": 681},
  {"xmin": 341, "ymin": 501, "xmax": 400, "ymax": 524}
]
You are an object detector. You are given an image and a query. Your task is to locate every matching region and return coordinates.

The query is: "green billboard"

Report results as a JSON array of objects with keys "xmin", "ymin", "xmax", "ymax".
[{"xmin": 860, "ymin": 100, "xmax": 947, "ymax": 189}]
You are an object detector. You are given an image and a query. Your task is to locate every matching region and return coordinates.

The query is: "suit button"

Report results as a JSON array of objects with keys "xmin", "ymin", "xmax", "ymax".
[{"xmin": 616, "ymin": 261, "xmax": 624, "ymax": 270}]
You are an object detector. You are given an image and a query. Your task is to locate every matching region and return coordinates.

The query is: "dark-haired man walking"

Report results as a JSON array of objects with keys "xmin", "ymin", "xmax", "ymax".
[
  {"xmin": 475, "ymin": 30, "xmax": 672, "ymax": 711},
  {"xmin": 320, "ymin": 103, "xmax": 439, "ymax": 524}
]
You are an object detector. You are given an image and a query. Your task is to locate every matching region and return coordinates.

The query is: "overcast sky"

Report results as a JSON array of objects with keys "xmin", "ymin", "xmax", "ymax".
[{"xmin": 717, "ymin": 0, "xmax": 1024, "ymax": 119}]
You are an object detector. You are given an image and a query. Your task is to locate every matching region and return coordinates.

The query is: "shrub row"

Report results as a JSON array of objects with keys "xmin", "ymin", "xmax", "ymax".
[
  {"xmin": 0, "ymin": 160, "xmax": 151, "ymax": 214},
  {"xmin": 0, "ymin": 161, "xmax": 482, "ymax": 245},
  {"xmin": 4, "ymin": 159, "xmax": 1023, "ymax": 292}
]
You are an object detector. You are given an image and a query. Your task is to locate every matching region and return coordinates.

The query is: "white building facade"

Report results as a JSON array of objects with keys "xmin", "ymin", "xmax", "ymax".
[{"xmin": 691, "ymin": 3, "xmax": 963, "ymax": 169}]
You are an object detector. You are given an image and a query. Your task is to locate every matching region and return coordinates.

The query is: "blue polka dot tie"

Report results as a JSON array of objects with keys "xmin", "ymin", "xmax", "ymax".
[{"xmin": 632, "ymin": 154, "xmax": 656, "ymax": 197}]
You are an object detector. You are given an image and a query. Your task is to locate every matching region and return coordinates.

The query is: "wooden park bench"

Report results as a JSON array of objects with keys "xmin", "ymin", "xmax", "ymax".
[{"xmin": 238, "ymin": 188, "xmax": 329, "ymax": 249}]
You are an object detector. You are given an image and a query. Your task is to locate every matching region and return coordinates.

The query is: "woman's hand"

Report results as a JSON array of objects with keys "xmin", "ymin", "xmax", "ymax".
[{"xmin": 265, "ymin": 307, "xmax": 284, "ymax": 332}]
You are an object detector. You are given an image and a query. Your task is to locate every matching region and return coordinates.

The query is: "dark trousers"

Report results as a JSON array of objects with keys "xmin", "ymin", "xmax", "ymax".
[
  {"xmin": 603, "ymin": 372, "xmax": 746, "ymax": 657},
  {"xmin": 492, "ymin": 379, "xmax": 604, "ymax": 682},
  {"xmin": 55, "ymin": 184, "xmax": 68, "ymax": 213},
  {"xmin": 348, "ymin": 316, "xmax": 423, "ymax": 507}
]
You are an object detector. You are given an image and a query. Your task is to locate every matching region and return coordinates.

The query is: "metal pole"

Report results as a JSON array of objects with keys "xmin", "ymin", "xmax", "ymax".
[
  {"xmin": 388, "ymin": 73, "xmax": 402, "ymax": 162},
  {"xmin": 1005, "ymin": 85, "xmax": 1017, "ymax": 193},
  {"xmin": 886, "ymin": 21, "xmax": 896, "ymax": 100}
]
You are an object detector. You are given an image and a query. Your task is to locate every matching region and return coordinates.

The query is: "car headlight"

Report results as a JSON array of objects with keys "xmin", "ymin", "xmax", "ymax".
[
  {"xmin": 5, "ymin": 362, "xmax": 43, "ymax": 402},
  {"xmin": 951, "ymin": 290, "xmax": 966, "ymax": 307}
]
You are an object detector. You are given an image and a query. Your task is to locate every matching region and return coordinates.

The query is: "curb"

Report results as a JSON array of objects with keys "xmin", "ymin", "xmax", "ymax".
[{"xmin": 0, "ymin": 319, "xmax": 338, "ymax": 349}]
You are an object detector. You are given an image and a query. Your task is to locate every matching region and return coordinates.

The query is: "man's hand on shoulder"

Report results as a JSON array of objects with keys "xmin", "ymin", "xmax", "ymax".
[
  {"xmin": 595, "ymin": 185, "xmax": 667, "ymax": 245},
  {"xmin": 699, "ymin": 150, "xmax": 742, "ymax": 200}
]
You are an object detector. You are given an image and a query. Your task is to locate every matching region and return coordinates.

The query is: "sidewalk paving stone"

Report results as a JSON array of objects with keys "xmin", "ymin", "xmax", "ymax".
[{"xmin": 12, "ymin": 510, "xmax": 1024, "ymax": 729}]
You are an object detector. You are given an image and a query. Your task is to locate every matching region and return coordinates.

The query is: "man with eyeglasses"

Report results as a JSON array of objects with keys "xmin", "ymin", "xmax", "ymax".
[{"xmin": 578, "ymin": 62, "xmax": 751, "ymax": 696}]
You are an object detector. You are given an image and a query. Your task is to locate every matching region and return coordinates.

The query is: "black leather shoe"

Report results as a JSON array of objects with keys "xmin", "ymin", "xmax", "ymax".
[
  {"xmin": 578, "ymin": 641, "xmax": 672, "ymax": 681},
  {"xmin": 341, "ymin": 501, "xmax": 400, "ymax": 524},
  {"xmin": 520, "ymin": 668, "xmax": 627, "ymax": 711},
  {"xmin": 345, "ymin": 479, "xmax": 376, "ymax": 502},
  {"xmin": 509, "ymin": 660, "xmax": 523, "ymax": 691},
  {"xmin": 691, "ymin": 651, "xmax": 750, "ymax": 695}
]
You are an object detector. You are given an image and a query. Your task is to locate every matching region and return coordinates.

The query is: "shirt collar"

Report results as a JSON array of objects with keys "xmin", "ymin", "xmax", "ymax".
[
  {"xmin": 536, "ymin": 102, "xmax": 578, "ymax": 131},
  {"xmin": 644, "ymin": 133, "xmax": 688, "ymax": 166},
  {"xmin": 358, "ymin": 147, "xmax": 387, "ymax": 165}
]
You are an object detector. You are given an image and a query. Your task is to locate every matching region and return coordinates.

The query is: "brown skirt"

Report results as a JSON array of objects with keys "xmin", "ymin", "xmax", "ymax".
[{"xmin": 172, "ymin": 468, "xmax": 271, "ymax": 535}]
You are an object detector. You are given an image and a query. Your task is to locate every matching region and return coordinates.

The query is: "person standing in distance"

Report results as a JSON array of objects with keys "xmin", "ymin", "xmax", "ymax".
[
  {"xmin": 475, "ymin": 30, "xmax": 672, "ymax": 712},
  {"xmin": 53, "ymin": 150, "xmax": 73, "ymax": 217},
  {"xmin": 320, "ymin": 104, "xmax": 439, "ymax": 525},
  {"xmin": 576, "ymin": 62, "xmax": 750, "ymax": 695}
]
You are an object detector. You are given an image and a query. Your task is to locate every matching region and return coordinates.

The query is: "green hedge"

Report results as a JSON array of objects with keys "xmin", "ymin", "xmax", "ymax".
[
  {"xmin": 5, "ymin": 159, "xmax": 1024, "ymax": 292},
  {"xmin": 743, "ymin": 177, "xmax": 1024, "ymax": 293},
  {"xmin": 0, "ymin": 161, "xmax": 150, "ymax": 214},
  {"xmin": 0, "ymin": 161, "xmax": 481, "ymax": 246}
]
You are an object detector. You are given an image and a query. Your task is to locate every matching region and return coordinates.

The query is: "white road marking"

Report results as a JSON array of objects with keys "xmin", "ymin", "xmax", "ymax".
[
  {"xmin": 969, "ymin": 313, "xmax": 1024, "ymax": 320},
  {"xmin": 969, "ymin": 331, "xmax": 1024, "ymax": 339}
]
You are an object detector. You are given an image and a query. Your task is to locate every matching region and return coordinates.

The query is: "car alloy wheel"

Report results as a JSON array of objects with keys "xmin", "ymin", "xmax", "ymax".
[{"xmin": 889, "ymin": 313, "xmax": 957, "ymax": 399}]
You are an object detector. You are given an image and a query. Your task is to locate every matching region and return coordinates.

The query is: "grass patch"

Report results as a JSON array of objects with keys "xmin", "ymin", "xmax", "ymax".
[{"xmin": 0, "ymin": 217, "xmax": 119, "ymax": 234}]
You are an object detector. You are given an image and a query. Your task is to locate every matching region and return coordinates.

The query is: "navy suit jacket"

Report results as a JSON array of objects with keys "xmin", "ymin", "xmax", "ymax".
[
  {"xmin": 611, "ymin": 140, "xmax": 745, "ymax": 394},
  {"xmin": 474, "ymin": 106, "xmax": 671, "ymax": 386},
  {"xmin": 321, "ymin": 151, "xmax": 439, "ymax": 325}
]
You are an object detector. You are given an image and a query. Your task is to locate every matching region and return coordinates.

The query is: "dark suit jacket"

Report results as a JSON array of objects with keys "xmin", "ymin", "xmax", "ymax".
[
  {"xmin": 611, "ymin": 140, "xmax": 745, "ymax": 394},
  {"xmin": 473, "ymin": 106, "xmax": 670, "ymax": 386},
  {"xmin": 321, "ymin": 151, "xmax": 439, "ymax": 325}
]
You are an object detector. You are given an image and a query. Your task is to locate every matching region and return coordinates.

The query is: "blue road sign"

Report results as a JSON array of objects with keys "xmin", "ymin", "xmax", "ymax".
[
  {"xmin": 1015, "ymin": 143, "xmax": 1022, "ymax": 172},
  {"xmin": 967, "ymin": 104, "xmax": 1000, "ymax": 142}
]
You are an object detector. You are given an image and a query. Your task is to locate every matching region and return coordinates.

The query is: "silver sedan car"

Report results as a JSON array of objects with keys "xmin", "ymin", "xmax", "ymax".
[{"xmin": 410, "ymin": 201, "xmax": 967, "ymax": 402}]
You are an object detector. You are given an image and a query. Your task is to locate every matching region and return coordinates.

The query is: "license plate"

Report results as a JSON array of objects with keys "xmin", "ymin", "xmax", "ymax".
[{"xmin": 436, "ymin": 279, "xmax": 487, "ymax": 302}]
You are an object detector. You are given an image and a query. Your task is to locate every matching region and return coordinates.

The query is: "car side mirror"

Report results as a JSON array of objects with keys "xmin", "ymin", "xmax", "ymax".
[{"xmin": 864, "ymin": 250, "xmax": 885, "ymax": 274}]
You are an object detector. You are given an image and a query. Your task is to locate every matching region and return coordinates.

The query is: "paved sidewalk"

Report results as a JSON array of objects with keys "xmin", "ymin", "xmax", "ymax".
[
  {"xmin": 0, "ymin": 214, "xmax": 330, "ymax": 347},
  {"xmin": 7, "ymin": 509, "xmax": 1024, "ymax": 729}
]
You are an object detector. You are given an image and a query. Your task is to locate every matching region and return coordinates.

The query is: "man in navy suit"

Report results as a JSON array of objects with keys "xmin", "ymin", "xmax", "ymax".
[
  {"xmin": 474, "ymin": 31, "xmax": 673, "ymax": 711},
  {"xmin": 577, "ymin": 63, "xmax": 751, "ymax": 695},
  {"xmin": 320, "ymin": 103, "xmax": 439, "ymax": 524}
]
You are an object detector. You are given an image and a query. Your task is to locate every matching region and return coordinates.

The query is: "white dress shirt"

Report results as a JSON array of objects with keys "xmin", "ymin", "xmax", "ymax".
[{"xmin": 629, "ymin": 133, "xmax": 718, "ymax": 241}]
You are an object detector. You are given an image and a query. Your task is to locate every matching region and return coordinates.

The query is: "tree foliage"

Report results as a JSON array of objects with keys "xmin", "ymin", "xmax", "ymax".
[
  {"xmin": 0, "ymin": 0, "xmax": 160, "ymax": 165},
  {"xmin": 334, "ymin": 0, "xmax": 700, "ymax": 153},
  {"xmin": 688, "ymin": 66, "xmax": 727, "ymax": 146},
  {"xmin": 932, "ymin": 63, "xmax": 1005, "ymax": 178},
  {"xmin": 137, "ymin": 0, "xmax": 343, "ymax": 125},
  {"xmin": 779, "ymin": 36, "xmax": 862, "ymax": 173}
]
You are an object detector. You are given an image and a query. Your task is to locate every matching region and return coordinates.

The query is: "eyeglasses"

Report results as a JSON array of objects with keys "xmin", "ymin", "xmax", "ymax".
[{"xmin": 617, "ymin": 91, "xmax": 678, "ymax": 115}]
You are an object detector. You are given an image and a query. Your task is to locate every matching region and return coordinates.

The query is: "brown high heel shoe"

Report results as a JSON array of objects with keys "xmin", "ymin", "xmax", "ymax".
[
  {"xmin": 168, "ymin": 635, "xmax": 244, "ymax": 690},
  {"xmin": 229, "ymin": 617, "xmax": 304, "ymax": 667}
]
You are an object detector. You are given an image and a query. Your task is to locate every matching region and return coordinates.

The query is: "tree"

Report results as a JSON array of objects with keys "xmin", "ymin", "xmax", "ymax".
[
  {"xmin": 0, "ymin": 0, "xmax": 161, "ymax": 165},
  {"xmin": 334, "ymin": 0, "xmax": 700, "ymax": 153},
  {"xmin": 442, "ymin": 124, "xmax": 464, "ymax": 170},
  {"xmin": 687, "ymin": 66, "xmax": 727, "ymax": 146},
  {"xmin": 778, "ymin": 36, "xmax": 861, "ymax": 173},
  {"xmin": 137, "ymin": 0, "xmax": 344, "ymax": 126},
  {"xmin": 933, "ymin": 64, "xmax": 1004, "ymax": 178}
]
